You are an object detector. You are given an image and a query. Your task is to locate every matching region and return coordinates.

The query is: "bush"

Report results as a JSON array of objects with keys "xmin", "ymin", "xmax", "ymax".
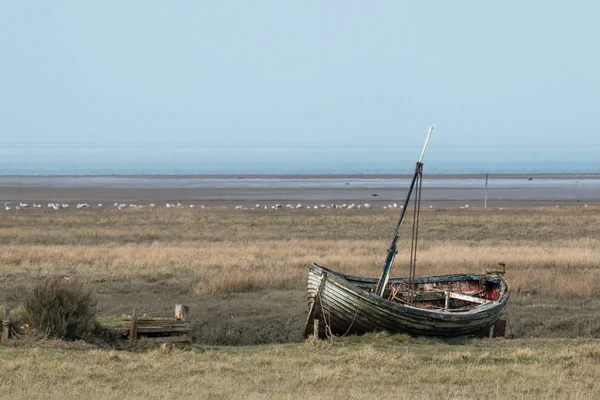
[
  {"xmin": 24, "ymin": 277, "xmax": 97, "ymax": 340},
  {"xmin": 8, "ymin": 305, "xmax": 30, "ymax": 331}
]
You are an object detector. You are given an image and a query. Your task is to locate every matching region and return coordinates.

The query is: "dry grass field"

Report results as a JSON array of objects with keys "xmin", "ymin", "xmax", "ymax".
[
  {"xmin": 1, "ymin": 206, "xmax": 600, "ymax": 398},
  {"xmin": 2, "ymin": 335, "xmax": 600, "ymax": 399},
  {"xmin": 1, "ymin": 206, "xmax": 600, "ymax": 343}
]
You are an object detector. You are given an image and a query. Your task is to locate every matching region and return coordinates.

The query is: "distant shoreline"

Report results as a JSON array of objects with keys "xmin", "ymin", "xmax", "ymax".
[{"xmin": 2, "ymin": 172, "xmax": 600, "ymax": 180}]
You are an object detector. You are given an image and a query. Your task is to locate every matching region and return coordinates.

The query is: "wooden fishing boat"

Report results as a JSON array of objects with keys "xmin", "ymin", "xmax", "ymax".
[
  {"xmin": 305, "ymin": 263, "xmax": 509, "ymax": 337},
  {"xmin": 304, "ymin": 128, "xmax": 510, "ymax": 338}
]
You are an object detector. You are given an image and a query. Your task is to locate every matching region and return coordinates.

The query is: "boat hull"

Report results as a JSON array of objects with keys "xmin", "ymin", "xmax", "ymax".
[{"xmin": 305, "ymin": 263, "xmax": 510, "ymax": 338}]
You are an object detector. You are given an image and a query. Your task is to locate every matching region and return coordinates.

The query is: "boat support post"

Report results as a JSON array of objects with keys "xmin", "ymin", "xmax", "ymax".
[{"xmin": 303, "ymin": 272, "xmax": 328, "ymax": 338}]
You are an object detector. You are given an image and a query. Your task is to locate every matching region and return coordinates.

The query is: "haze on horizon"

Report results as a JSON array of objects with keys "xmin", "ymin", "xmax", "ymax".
[{"xmin": 1, "ymin": 2, "xmax": 599, "ymax": 161}]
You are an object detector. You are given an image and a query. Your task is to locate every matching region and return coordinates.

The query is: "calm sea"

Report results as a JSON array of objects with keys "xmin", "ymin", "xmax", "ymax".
[{"xmin": 1, "ymin": 146, "xmax": 598, "ymax": 175}]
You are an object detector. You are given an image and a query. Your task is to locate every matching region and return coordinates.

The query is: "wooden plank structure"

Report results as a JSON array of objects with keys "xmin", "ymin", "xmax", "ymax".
[{"xmin": 110, "ymin": 304, "xmax": 192, "ymax": 343}]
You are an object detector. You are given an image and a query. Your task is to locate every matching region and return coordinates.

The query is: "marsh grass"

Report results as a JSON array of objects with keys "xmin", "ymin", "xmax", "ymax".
[{"xmin": 1, "ymin": 207, "xmax": 599, "ymax": 296}]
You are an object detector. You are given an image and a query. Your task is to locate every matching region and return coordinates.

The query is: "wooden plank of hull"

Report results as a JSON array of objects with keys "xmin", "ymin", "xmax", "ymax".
[
  {"xmin": 320, "ymin": 280, "xmax": 499, "ymax": 336},
  {"xmin": 307, "ymin": 264, "xmax": 509, "ymax": 338}
]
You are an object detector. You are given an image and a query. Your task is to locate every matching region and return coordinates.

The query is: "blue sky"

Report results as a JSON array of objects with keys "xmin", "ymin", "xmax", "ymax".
[{"xmin": 1, "ymin": 1, "xmax": 599, "ymax": 157}]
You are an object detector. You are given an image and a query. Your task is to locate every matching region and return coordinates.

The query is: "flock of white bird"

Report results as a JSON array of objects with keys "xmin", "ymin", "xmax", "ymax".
[
  {"xmin": 6, "ymin": 201, "xmax": 581, "ymax": 212},
  {"xmin": 0, "ymin": 202, "xmax": 492, "ymax": 211}
]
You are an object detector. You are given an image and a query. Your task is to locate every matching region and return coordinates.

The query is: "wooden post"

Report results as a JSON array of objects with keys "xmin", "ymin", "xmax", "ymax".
[
  {"xmin": 444, "ymin": 291, "xmax": 450, "ymax": 310},
  {"xmin": 2, "ymin": 306, "xmax": 10, "ymax": 344},
  {"xmin": 175, "ymin": 304, "xmax": 190, "ymax": 321},
  {"xmin": 484, "ymin": 173, "xmax": 489, "ymax": 210},
  {"xmin": 313, "ymin": 319, "xmax": 319, "ymax": 340},
  {"xmin": 130, "ymin": 308, "xmax": 138, "ymax": 342},
  {"xmin": 488, "ymin": 323, "xmax": 495, "ymax": 339},
  {"xmin": 302, "ymin": 272, "xmax": 328, "ymax": 338}
]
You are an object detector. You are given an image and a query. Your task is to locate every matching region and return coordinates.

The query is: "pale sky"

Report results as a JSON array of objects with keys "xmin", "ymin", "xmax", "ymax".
[{"xmin": 1, "ymin": 1, "xmax": 599, "ymax": 154}]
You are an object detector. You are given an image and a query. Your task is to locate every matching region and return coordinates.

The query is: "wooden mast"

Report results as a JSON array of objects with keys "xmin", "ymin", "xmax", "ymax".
[{"xmin": 375, "ymin": 127, "xmax": 433, "ymax": 297}]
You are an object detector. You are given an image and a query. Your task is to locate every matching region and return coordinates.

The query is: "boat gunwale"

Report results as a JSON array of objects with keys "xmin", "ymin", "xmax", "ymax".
[{"xmin": 309, "ymin": 263, "xmax": 510, "ymax": 320}]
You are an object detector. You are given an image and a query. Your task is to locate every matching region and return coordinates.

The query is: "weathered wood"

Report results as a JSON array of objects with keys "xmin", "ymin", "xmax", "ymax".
[
  {"xmin": 307, "ymin": 263, "xmax": 510, "ymax": 337},
  {"xmin": 129, "ymin": 308, "xmax": 138, "ymax": 342},
  {"xmin": 121, "ymin": 316, "xmax": 178, "ymax": 322},
  {"xmin": 448, "ymin": 292, "xmax": 491, "ymax": 304},
  {"xmin": 2, "ymin": 306, "xmax": 10, "ymax": 344},
  {"xmin": 135, "ymin": 319, "xmax": 190, "ymax": 326},
  {"xmin": 175, "ymin": 304, "xmax": 190, "ymax": 321},
  {"xmin": 313, "ymin": 319, "xmax": 319, "ymax": 340},
  {"xmin": 302, "ymin": 272, "xmax": 327, "ymax": 338},
  {"xmin": 136, "ymin": 326, "xmax": 192, "ymax": 333}
]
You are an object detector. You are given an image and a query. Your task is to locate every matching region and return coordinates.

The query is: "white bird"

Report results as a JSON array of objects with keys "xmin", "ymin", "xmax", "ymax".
[
  {"xmin": 190, "ymin": 205, "xmax": 195, "ymax": 208},
  {"xmin": 166, "ymin": 203, "xmax": 172, "ymax": 208},
  {"xmin": 150, "ymin": 203, "xmax": 156, "ymax": 207},
  {"xmin": 98, "ymin": 203, "xmax": 103, "ymax": 207},
  {"xmin": 5, "ymin": 206, "xmax": 10, "ymax": 210},
  {"xmin": 364, "ymin": 203, "xmax": 372, "ymax": 209}
]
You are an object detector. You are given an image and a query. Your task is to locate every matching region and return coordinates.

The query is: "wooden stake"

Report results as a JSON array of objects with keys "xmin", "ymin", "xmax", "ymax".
[
  {"xmin": 313, "ymin": 319, "xmax": 319, "ymax": 340},
  {"xmin": 175, "ymin": 304, "xmax": 190, "ymax": 321},
  {"xmin": 484, "ymin": 172, "xmax": 489, "ymax": 209},
  {"xmin": 2, "ymin": 306, "xmax": 10, "ymax": 344},
  {"xmin": 130, "ymin": 308, "xmax": 138, "ymax": 342},
  {"xmin": 302, "ymin": 272, "xmax": 328, "ymax": 338}
]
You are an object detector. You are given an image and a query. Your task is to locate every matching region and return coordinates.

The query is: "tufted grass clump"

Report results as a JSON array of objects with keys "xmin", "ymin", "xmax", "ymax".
[{"xmin": 24, "ymin": 277, "xmax": 97, "ymax": 340}]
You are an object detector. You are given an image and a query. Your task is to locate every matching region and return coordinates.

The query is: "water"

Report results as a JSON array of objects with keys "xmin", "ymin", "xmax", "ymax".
[
  {"xmin": 0, "ymin": 146, "xmax": 598, "ymax": 175},
  {"xmin": 1, "ymin": 176, "xmax": 599, "ymax": 190}
]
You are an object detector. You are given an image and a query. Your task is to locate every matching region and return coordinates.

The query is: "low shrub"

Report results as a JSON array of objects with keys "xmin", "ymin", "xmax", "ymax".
[{"xmin": 24, "ymin": 277, "xmax": 97, "ymax": 340}]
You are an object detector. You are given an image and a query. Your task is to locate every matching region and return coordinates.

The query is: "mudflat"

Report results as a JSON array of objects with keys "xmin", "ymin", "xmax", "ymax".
[{"xmin": 1, "ymin": 173, "xmax": 599, "ymax": 208}]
